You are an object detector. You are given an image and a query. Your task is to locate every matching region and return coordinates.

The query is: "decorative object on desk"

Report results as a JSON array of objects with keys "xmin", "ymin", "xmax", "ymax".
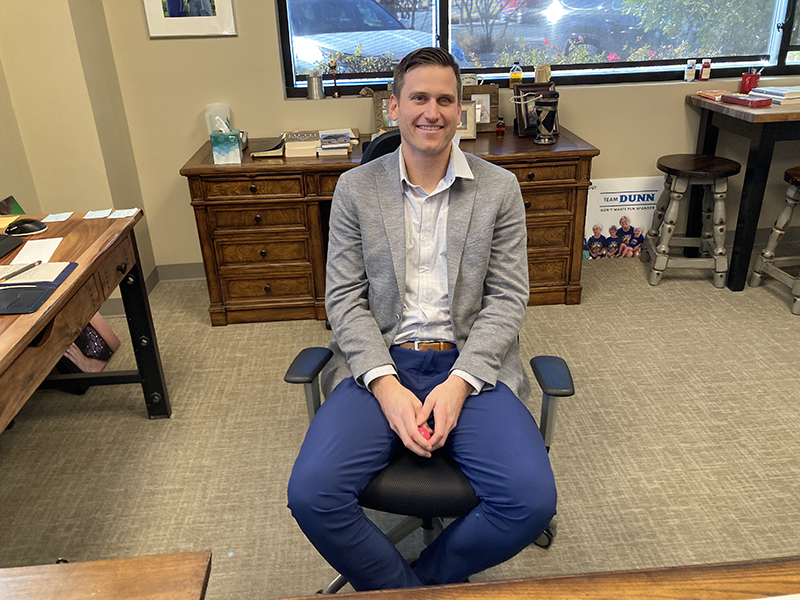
[
  {"xmin": 328, "ymin": 59, "xmax": 340, "ymax": 98},
  {"xmin": 513, "ymin": 82, "xmax": 557, "ymax": 138},
  {"xmin": 463, "ymin": 84, "xmax": 499, "ymax": 132},
  {"xmin": 535, "ymin": 64, "xmax": 552, "ymax": 83},
  {"xmin": 141, "ymin": 0, "xmax": 236, "ymax": 38},
  {"xmin": 249, "ymin": 137, "xmax": 285, "ymax": 158},
  {"xmin": 307, "ymin": 69, "xmax": 325, "ymax": 100},
  {"xmin": 739, "ymin": 70, "xmax": 760, "ymax": 94},
  {"xmin": 533, "ymin": 91, "xmax": 559, "ymax": 145},
  {"xmin": 698, "ymin": 58, "xmax": 712, "ymax": 81},
  {"xmin": 460, "ymin": 74, "xmax": 484, "ymax": 86},
  {"xmin": 684, "ymin": 59, "xmax": 696, "ymax": 82},
  {"xmin": 373, "ymin": 90, "xmax": 399, "ymax": 131},
  {"xmin": 721, "ymin": 93, "xmax": 772, "ymax": 108},
  {"xmin": 456, "ymin": 100, "xmax": 477, "ymax": 140}
]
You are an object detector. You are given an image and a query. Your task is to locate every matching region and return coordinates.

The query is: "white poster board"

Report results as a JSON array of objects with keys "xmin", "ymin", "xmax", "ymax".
[{"xmin": 584, "ymin": 176, "xmax": 663, "ymax": 259}]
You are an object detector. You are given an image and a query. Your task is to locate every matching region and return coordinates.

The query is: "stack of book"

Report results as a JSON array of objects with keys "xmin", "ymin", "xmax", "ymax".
[
  {"xmin": 748, "ymin": 86, "xmax": 800, "ymax": 105},
  {"xmin": 284, "ymin": 130, "xmax": 321, "ymax": 158},
  {"xmin": 316, "ymin": 129, "xmax": 359, "ymax": 157}
]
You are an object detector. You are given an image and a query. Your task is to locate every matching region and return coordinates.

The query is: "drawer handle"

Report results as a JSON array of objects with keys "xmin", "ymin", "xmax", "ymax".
[
  {"xmin": 249, "ymin": 184, "xmax": 258, "ymax": 193},
  {"xmin": 526, "ymin": 171, "xmax": 536, "ymax": 180},
  {"xmin": 254, "ymin": 214, "xmax": 262, "ymax": 223},
  {"xmin": 116, "ymin": 262, "xmax": 128, "ymax": 274},
  {"xmin": 263, "ymin": 284, "xmax": 272, "ymax": 293},
  {"xmin": 524, "ymin": 201, "xmax": 532, "ymax": 209},
  {"xmin": 260, "ymin": 249, "xmax": 267, "ymax": 258}
]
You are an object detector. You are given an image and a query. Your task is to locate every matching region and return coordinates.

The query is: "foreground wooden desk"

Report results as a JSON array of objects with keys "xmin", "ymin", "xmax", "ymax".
[
  {"xmin": 686, "ymin": 95, "xmax": 800, "ymax": 291},
  {"xmin": 0, "ymin": 551, "xmax": 211, "ymax": 599},
  {"xmin": 0, "ymin": 211, "xmax": 170, "ymax": 433},
  {"xmin": 181, "ymin": 130, "xmax": 599, "ymax": 325},
  {"xmin": 282, "ymin": 555, "xmax": 800, "ymax": 600}
]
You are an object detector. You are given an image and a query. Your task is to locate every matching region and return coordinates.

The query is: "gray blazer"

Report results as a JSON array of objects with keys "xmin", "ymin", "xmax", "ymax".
[{"xmin": 321, "ymin": 147, "xmax": 531, "ymax": 402}]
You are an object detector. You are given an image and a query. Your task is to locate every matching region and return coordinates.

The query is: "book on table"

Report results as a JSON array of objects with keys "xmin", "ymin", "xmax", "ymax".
[
  {"xmin": 284, "ymin": 130, "xmax": 321, "ymax": 158},
  {"xmin": 721, "ymin": 93, "xmax": 773, "ymax": 108},
  {"xmin": 697, "ymin": 90, "xmax": 731, "ymax": 101},
  {"xmin": 750, "ymin": 86, "xmax": 800, "ymax": 99},
  {"xmin": 249, "ymin": 137, "xmax": 285, "ymax": 158},
  {"xmin": 748, "ymin": 92, "xmax": 800, "ymax": 105}
]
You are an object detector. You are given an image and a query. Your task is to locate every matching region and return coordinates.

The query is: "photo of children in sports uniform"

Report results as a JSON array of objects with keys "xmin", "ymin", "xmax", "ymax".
[{"xmin": 583, "ymin": 176, "xmax": 662, "ymax": 260}]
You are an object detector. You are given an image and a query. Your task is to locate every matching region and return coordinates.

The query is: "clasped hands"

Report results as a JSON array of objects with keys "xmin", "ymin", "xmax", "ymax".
[{"xmin": 370, "ymin": 374, "xmax": 472, "ymax": 457}]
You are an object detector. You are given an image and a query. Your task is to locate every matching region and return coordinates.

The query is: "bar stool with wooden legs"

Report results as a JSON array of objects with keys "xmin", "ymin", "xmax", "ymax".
[
  {"xmin": 748, "ymin": 166, "xmax": 800, "ymax": 314},
  {"xmin": 641, "ymin": 154, "xmax": 741, "ymax": 287}
]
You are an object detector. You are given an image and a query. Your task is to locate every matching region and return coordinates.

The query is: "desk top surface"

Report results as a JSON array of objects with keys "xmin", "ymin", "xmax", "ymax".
[
  {"xmin": 282, "ymin": 555, "xmax": 800, "ymax": 600},
  {"xmin": 180, "ymin": 128, "xmax": 600, "ymax": 176},
  {"xmin": 687, "ymin": 94, "xmax": 800, "ymax": 123},
  {"xmin": 0, "ymin": 211, "xmax": 141, "ymax": 374},
  {"xmin": 0, "ymin": 551, "xmax": 211, "ymax": 600}
]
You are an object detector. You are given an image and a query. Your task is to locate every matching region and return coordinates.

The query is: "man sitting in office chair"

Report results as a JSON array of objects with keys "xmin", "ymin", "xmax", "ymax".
[{"xmin": 287, "ymin": 47, "xmax": 557, "ymax": 591}]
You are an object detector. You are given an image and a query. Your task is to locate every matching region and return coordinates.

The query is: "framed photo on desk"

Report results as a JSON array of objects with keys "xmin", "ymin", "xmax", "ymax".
[
  {"xmin": 513, "ymin": 82, "xmax": 557, "ymax": 138},
  {"xmin": 372, "ymin": 91, "xmax": 399, "ymax": 130}
]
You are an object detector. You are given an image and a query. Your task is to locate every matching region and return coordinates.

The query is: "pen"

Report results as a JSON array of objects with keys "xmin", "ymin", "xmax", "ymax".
[{"xmin": 0, "ymin": 260, "xmax": 42, "ymax": 283}]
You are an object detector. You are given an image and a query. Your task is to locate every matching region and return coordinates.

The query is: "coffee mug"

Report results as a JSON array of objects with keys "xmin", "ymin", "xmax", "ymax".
[{"xmin": 461, "ymin": 74, "xmax": 484, "ymax": 86}]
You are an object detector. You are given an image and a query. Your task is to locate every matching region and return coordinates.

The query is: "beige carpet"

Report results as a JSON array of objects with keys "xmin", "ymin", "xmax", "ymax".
[{"xmin": 1, "ymin": 257, "xmax": 799, "ymax": 599}]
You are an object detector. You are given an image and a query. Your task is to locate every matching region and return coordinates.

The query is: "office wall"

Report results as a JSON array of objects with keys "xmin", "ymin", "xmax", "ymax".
[
  {"xmin": 0, "ymin": 58, "xmax": 40, "ymax": 214},
  {"xmin": 3, "ymin": 1, "xmax": 800, "ymax": 272}
]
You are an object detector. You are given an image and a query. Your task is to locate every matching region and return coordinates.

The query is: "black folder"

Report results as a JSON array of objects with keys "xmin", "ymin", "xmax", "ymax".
[
  {"xmin": 0, "ymin": 234, "xmax": 23, "ymax": 259},
  {"xmin": 0, "ymin": 262, "xmax": 77, "ymax": 315}
]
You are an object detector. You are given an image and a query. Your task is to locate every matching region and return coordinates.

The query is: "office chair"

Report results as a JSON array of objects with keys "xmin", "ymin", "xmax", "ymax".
[
  {"xmin": 285, "ymin": 130, "xmax": 573, "ymax": 594},
  {"xmin": 360, "ymin": 129, "xmax": 401, "ymax": 165},
  {"xmin": 285, "ymin": 349, "xmax": 574, "ymax": 594}
]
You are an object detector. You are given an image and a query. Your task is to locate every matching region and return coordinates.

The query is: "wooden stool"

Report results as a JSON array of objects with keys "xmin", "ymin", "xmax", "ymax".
[
  {"xmin": 748, "ymin": 167, "xmax": 800, "ymax": 314},
  {"xmin": 641, "ymin": 154, "xmax": 741, "ymax": 287}
]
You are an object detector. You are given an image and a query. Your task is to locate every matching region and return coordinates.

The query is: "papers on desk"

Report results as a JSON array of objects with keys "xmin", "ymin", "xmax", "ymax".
[
  {"xmin": 109, "ymin": 208, "xmax": 138, "ymax": 218},
  {"xmin": 0, "ymin": 261, "xmax": 77, "ymax": 314},
  {"xmin": 42, "ymin": 212, "xmax": 73, "ymax": 222},
  {"xmin": 84, "ymin": 209, "xmax": 112, "ymax": 219},
  {"xmin": 0, "ymin": 262, "xmax": 73, "ymax": 284},
  {"xmin": 11, "ymin": 238, "xmax": 62, "ymax": 264}
]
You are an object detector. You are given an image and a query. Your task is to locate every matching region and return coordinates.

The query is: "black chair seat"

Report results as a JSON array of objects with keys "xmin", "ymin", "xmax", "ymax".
[
  {"xmin": 358, "ymin": 449, "xmax": 479, "ymax": 519},
  {"xmin": 657, "ymin": 154, "xmax": 741, "ymax": 179}
]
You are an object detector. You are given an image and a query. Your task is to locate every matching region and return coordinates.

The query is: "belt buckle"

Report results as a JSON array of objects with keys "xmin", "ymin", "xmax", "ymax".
[{"xmin": 414, "ymin": 340, "xmax": 440, "ymax": 350}]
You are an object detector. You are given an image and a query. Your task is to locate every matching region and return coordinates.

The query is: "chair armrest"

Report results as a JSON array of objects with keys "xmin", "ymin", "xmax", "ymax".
[
  {"xmin": 530, "ymin": 356, "xmax": 574, "ymax": 397},
  {"xmin": 284, "ymin": 347, "xmax": 333, "ymax": 384}
]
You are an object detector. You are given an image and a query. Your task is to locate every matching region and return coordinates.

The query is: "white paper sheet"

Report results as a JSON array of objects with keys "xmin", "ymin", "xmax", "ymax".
[
  {"xmin": 84, "ymin": 209, "xmax": 113, "ymax": 219},
  {"xmin": 41, "ymin": 212, "xmax": 73, "ymax": 222},
  {"xmin": 11, "ymin": 238, "xmax": 63, "ymax": 264},
  {"xmin": 109, "ymin": 208, "xmax": 138, "ymax": 218}
]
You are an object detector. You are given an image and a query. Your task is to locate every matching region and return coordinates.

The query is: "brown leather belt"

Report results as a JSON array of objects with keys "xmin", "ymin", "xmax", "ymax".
[{"xmin": 397, "ymin": 341, "xmax": 454, "ymax": 351}]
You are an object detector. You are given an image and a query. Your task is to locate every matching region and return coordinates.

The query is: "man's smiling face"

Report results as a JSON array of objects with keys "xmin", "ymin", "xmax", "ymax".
[{"xmin": 388, "ymin": 64, "xmax": 461, "ymax": 162}]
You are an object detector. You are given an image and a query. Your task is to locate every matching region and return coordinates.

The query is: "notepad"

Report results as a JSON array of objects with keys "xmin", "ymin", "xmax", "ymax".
[
  {"xmin": 10, "ymin": 238, "xmax": 62, "ymax": 265},
  {"xmin": 0, "ymin": 262, "xmax": 77, "ymax": 314},
  {"xmin": 0, "ymin": 262, "xmax": 73, "ymax": 284}
]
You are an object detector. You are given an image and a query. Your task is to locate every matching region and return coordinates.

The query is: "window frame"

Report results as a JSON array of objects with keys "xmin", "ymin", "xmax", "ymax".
[{"xmin": 276, "ymin": 0, "xmax": 800, "ymax": 98}]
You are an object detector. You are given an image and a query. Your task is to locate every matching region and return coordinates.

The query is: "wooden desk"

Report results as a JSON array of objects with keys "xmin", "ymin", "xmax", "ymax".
[
  {"xmin": 0, "ymin": 212, "xmax": 170, "ymax": 433},
  {"xmin": 281, "ymin": 555, "xmax": 800, "ymax": 600},
  {"xmin": 686, "ymin": 95, "xmax": 800, "ymax": 291},
  {"xmin": 0, "ymin": 551, "xmax": 211, "ymax": 600},
  {"xmin": 181, "ymin": 130, "xmax": 599, "ymax": 325}
]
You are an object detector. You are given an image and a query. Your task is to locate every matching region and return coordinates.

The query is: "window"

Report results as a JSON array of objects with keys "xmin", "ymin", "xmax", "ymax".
[{"xmin": 276, "ymin": 0, "xmax": 800, "ymax": 96}]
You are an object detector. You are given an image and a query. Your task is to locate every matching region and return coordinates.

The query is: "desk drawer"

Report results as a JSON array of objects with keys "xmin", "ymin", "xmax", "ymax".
[
  {"xmin": 527, "ymin": 221, "xmax": 572, "ymax": 251},
  {"xmin": 523, "ymin": 188, "xmax": 575, "ymax": 215},
  {"xmin": 209, "ymin": 204, "xmax": 308, "ymax": 232},
  {"xmin": 528, "ymin": 255, "xmax": 569, "ymax": 286},
  {"xmin": 216, "ymin": 237, "xmax": 310, "ymax": 266},
  {"xmin": 0, "ymin": 279, "xmax": 100, "ymax": 430},
  {"xmin": 204, "ymin": 176, "xmax": 303, "ymax": 199},
  {"xmin": 97, "ymin": 236, "xmax": 135, "ymax": 301},
  {"xmin": 507, "ymin": 162, "xmax": 578, "ymax": 184},
  {"xmin": 222, "ymin": 271, "xmax": 314, "ymax": 302}
]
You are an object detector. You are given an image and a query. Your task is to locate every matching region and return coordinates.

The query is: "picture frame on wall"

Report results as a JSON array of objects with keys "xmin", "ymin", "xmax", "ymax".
[
  {"xmin": 513, "ymin": 82, "xmax": 558, "ymax": 138},
  {"xmin": 462, "ymin": 84, "xmax": 499, "ymax": 132},
  {"xmin": 457, "ymin": 100, "xmax": 477, "ymax": 140},
  {"xmin": 372, "ymin": 90, "xmax": 399, "ymax": 131},
  {"xmin": 142, "ymin": 0, "xmax": 237, "ymax": 38}
]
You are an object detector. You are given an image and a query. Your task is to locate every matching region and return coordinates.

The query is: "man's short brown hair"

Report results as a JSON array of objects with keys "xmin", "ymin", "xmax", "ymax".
[{"xmin": 393, "ymin": 47, "xmax": 461, "ymax": 101}]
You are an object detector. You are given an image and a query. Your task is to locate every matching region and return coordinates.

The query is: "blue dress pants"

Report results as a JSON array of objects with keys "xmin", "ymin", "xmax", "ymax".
[{"xmin": 287, "ymin": 346, "xmax": 557, "ymax": 591}]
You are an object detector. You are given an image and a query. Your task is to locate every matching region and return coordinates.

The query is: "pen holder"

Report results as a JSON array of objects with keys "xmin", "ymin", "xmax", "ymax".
[
  {"xmin": 740, "ymin": 73, "xmax": 760, "ymax": 94},
  {"xmin": 211, "ymin": 129, "xmax": 243, "ymax": 164}
]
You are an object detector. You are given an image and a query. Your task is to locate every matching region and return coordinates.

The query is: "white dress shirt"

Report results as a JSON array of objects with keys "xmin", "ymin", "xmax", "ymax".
[{"xmin": 364, "ymin": 143, "xmax": 484, "ymax": 395}]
